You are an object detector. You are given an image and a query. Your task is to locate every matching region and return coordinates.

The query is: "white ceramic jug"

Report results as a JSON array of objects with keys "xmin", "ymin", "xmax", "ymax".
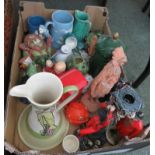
[{"xmin": 10, "ymin": 72, "xmax": 78, "ymax": 136}]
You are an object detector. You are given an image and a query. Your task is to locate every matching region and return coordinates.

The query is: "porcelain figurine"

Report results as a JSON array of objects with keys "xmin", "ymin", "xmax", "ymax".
[
  {"xmin": 90, "ymin": 46, "xmax": 127, "ymax": 98},
  {"xmin": 38, "ymin": 25, "xmax": 50, "ymax": 38},
  {"xmin": 19, "ymin": 34, "xmax": 52, "ymax": 68},
  {"xmin": 89, "ymin": 33, "xmax": 127, "ymax": 77},
  {"xmin": 65, "ymin": 101, "xmax": 89, "ymax": 125}
]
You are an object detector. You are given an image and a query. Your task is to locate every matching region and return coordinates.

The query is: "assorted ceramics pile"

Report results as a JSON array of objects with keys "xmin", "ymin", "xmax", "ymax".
[{"xmin": 9, "ymin": 9, "xmax": 150, "ymax": 153}]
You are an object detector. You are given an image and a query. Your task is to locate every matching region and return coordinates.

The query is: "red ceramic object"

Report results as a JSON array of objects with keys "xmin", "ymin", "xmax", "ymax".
[
  {"xmin": 60, "ymin": 68, "xmax": 87, "ymax": 92},
  {"xmin": 65, "ymin": 102, "xmax": 89, "ymax": 125},
  {"xmin": 59, "ymin": 69, "xmax": 87, "ymax": 101},
  {"xmin": 116, "ymin": 117, "xmax": 143, "ymax": 139}
]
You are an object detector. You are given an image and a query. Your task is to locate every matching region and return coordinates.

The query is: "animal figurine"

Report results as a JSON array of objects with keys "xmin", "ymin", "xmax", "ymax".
[{"xmin": 90, "ymin": 46, "xmax": 127, "ymax": 98}]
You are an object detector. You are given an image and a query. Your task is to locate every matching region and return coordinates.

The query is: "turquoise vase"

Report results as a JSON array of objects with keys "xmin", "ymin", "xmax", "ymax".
[{"xmin": 73, "ymin": 10, "xmax": 91, "ymax": 42}]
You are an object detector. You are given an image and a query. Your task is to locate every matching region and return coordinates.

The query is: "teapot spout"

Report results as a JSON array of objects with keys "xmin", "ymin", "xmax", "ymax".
[{"xmin": 9, "ymin": 84, "xmax": 28, "ymax": 98}]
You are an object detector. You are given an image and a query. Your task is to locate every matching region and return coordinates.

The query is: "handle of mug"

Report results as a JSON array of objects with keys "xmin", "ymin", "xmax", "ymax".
[
  {"xmin": 56, "ymin": 86, "xmax": 79, "ymax": 112},
  {"xmin": 45, "ymin": 21, "xmax": 53, "ymax": 30},
  {"xmin": 9, "ymin": 84, "xmax": 28, "ymax": 98}
]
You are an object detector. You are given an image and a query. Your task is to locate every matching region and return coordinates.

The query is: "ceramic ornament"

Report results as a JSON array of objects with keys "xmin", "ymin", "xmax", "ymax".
[
  {"xmin": 62, "ymin": 135, "xmax": 80, "ymax": 153},
  {"xmin": 65, "ymin": 101, "xmax": 89, "ymax": 125},
  {"xmin": 90, "ymin": 46, "xmax": 127, "ymax": 98},
  {"xmin": 89, "ymin": 33, "xmax": 127, "ymax": 77},
  {"xmin": 9, "ymin": 72, "xmax": 79, "ymax": 150}
]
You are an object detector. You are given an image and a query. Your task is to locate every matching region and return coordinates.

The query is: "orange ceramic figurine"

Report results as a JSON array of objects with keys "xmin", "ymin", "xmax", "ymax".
[{"xmin": 90, "ymin": 46, "xmax": 127, "ymax": 98}]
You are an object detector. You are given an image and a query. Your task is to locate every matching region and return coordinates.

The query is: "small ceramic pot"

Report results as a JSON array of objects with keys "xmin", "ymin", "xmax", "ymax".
[{"xmin": 62, "ymin": 135, "xmax": 79, "ymax": 153}]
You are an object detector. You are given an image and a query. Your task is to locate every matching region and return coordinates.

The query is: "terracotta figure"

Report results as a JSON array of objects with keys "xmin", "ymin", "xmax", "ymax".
[{"xmin": 90, "ymin": 46, "xmax": 127, "ymax": 98}]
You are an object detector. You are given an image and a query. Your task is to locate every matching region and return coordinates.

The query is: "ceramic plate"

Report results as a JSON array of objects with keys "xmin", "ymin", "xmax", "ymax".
[{"xmin": 18, "ymin": 105, "xmax": 69, "ymax": 151}]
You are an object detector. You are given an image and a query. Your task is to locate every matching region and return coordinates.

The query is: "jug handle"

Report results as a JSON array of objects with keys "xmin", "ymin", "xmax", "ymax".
[
  {"xmin": 45, "ymin": 21, "xmax": 53, "ymax": 30},
  {"xmin": 56, "ymin": 85, "xmax": 79, "ymax": 112},
  {"xmin": 9, "ymin": 84, "xmax": 28, "ymax": 98}
]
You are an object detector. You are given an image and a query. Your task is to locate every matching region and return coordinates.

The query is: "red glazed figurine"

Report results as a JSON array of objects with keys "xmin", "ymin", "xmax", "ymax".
[
  {"xmin": 116, "ymin": 117, "xmax": 143, "ymax": 139},
  {"xmin": 65, "ymin": 102, "xmax": 89, "ymax": 125},
  {"xmin": 79, "ymin": 103, "xmax": 115, "ymax": 136}
]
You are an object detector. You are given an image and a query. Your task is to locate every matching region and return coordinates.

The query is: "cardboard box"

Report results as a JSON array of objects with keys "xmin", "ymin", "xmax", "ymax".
[{"xmin": 4, "ymin": 1, "xmax": 149, "ymax": 154}]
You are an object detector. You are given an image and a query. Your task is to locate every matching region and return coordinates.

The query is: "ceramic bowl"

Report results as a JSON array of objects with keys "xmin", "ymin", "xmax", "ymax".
[{"xmin": 62, "ymin": 135, "xmax": 79, "ymax": 153}]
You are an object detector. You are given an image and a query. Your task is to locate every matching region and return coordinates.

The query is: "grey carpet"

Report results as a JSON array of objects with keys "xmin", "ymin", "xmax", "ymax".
[{"xmin": 106, "ymin": 0, "xmax": 150, "ymax": 155}]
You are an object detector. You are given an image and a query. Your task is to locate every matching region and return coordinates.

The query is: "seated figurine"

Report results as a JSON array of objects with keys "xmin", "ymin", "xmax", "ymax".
[{"xmin": 90, "ymin": 46, "xmax": 127, "ymax": 98}]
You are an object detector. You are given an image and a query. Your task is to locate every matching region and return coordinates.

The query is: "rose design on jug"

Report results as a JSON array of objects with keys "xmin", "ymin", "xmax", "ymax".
[{"xmin": 37, "ymin": 111, "xmax": 57, "ymax": 136}]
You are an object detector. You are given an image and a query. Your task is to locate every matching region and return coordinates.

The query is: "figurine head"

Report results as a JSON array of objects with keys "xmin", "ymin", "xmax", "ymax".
[
  {"xmin": 112, "ymin": 46, "xmax": 127, "ymax": 66},
  {"xmin": 46, "ymin": 59, "xmax": 53, "ymax": 68},
  {"xmin": 54, "ymin": 61, "xmax": 66, "ymax": 74}
]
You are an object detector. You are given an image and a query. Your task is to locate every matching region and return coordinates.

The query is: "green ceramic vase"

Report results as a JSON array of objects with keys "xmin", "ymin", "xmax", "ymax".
[{"xmin": 73, "ymin": 10, "xmax": 91, "ymax": 42}]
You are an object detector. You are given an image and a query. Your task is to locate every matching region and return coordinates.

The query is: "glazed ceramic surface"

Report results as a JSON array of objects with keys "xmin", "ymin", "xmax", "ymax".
[
  {"xmin": 66, "ymin": 49, "xmax": 89, "ymax": 75},
  {"xmin": 55, "ymin": 45, "xmax": 73, "ymax": 62},
  {"xmin": 10, "ymin": 72, "xmax": 78, "ymax": 137},
  {"xmin": 27, "ymin": 16, "xmax": 46, "ymax": 33},
  {"xmin": 18, "ymin": 105, "xmax": 69, "ymax": 150},
  {"xmin": 73, "ymin": 10, "xmax": 91, "ymax": 41},
  {"xmin": 45, "ymin": 10, "xmax": 74, "ymax": 49}
]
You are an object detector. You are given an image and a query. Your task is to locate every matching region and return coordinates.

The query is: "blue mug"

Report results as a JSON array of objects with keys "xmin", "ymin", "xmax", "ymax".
[
  {"xmin": 45, "ymin": 10, "xmax": 74, "ymax": 49},
  {"xmin": 27, "ymin": 16, "xmax": 46, "ymax": 34}
]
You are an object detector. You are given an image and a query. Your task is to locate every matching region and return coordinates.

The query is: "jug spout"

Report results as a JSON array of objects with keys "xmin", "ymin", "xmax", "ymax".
[{"xmin": 9, "ymin": 84, "xmax": 28, "ymax": 98}]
